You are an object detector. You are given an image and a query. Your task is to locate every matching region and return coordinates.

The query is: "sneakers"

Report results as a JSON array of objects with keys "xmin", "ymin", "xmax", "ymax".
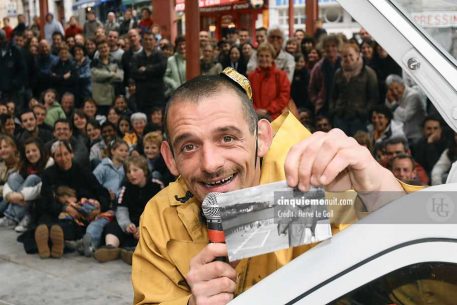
[
  {"xmin": 120, "ymin": 248, "xmax": 133, "ymax": 265},
  {"xmin": 15, "ymin": 214, "xmax": 31, "ymax": 233},
  {"xmin": 82, "ymin": 233, "xmax": 94, "ymax": 257},
  {"xmin": 35, "ymin": 224, "xmax": 50, "ymax": 259},
  {"xmin": 50, "ymin": 224, "xmax": 64, "ymax": 258},
  {"xmin": 94, "ymin": 245, "xmax": 120, "ymax": 263},
  {"xmin": 0, "ymin": 216, "xmax": 17, "ymax": 228}
]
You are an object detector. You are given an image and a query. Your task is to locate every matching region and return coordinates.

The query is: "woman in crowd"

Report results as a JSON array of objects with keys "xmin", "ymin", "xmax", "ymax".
[
  {"xmin": 200, "ymin": 44, "xmax": 223, "ymax": 76},
  {"xmin": 241, "ymin": 42, "xmax": 254, "ymax": 64},
  {"xmin": 117, "ymin": 116, "xmax": 131, "ymax": 139},
  {"xmin": 330, "ymin": 42, "xmax": 379, "ymax": 136},
  {"xmin": 113, "ymin": 95, "xmax": 133, "ymax": 118},
  {"xmin": 73, "ymin": 43, "xmax": 92, "ymax": 105},
  {"xmin": 35, "ymin": 140, "xmax": 110, "ymax": 258},
  {"xmin": 93, "ymin": 156, "xmax": 162, "ymax": 264},
  {"xmin": 248, "ymin": 42, "xmax": 290, "ymax": 120},
  {"xmin": 0, "ymin": 138, "xmax": 53, "ymax": 232},
  {"xmin": 50, "ymin": 43, "xmax": 78, "ymax": 98},
  {"xmin": 360, "ymin": 38, "xmax": 377, "ymax": 69},
  {"xmin": 85, "ymin": 39, "xmax": 97, "ymax": 60},
  {"xmin": 86, "ymin": 119, "xmax": 104, "ymax": 163},
  {"xmin": 123, "ymin": 112, "xmax": 147, "ymax": 148},
  {"xmin": 367, "ymin": 105, "xmax": 405, "ymax": 145},
  {"xmin": 106, "ymin": 107, "xmax": 121, "ymax": 127},
  {"xmin": 306, "ymin": 47, "xmax": 321, "ymax": 71},
  {"xmin": 83, "ymin": 98, "xmax": 106, "ymax": 125},
  {"xmin": 223, "ymin": 46, "xmax": 247, "ymax": 76},
  {"xmin": 285, "ymin": 38, "xmax": 300, "ymax": 56},
  {"xmin": 0, "ymin": 114, "xmax": 16, "ymax": 137},
  {"xmin": 0, "ymin": 135, "xmax": 21, "ymax": 226},
  {"xmin": 71, "ymin": 109, "xmax": 89, "ymax": 147}
]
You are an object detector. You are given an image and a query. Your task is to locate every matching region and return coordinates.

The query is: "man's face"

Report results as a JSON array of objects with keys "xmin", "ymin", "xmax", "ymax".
[
  {"xmin": 151, "ymin": 110, "xmax": 162, "ymax": 125},
  {"xmin": 392, "ymin": 158, "xmax": 415, "ymax": 182},
  {"xmin": 199, "ymin": 31, "xmax": 209, "ymax": 41},
  {"xmin": 239, "ymin": 31, "xmax": 249, "ymax": 44},
  {"xmin": 143, "ymin": 34, "xmax": 156, "ymax": 51},
  {"xmin": 108, "ymin": 31, "xmax": 119, "ymax": 48},
  {"xmin": 202, "ymin": 45, "xmax": 214, "ymax": 60},
  {"xmin": 177, "ymin": 42, "xmax": 186, "ymax": 56},
  {"xmin": 316, "ymin": 118, "xmax": 331, "ymax": 132},
  {"xmin": 54, "ymin": 122, "xmax": 72, "ymax": 141},
  {"xmin": 53, "ymin": 145, "xmax": 73, "ymax": 171},
  {"xmin": 53, "ymin": 34, "xmax": 62, "ymax": 47},
  {"xmin": 371, "ymin": 112, "xmax": 389, "ymax": 132},
  {"xmin": 39, "ymin": 40, "xmax": 50, "ymax": 55},
  {"xmin": 268, "ymin": 31, "xmax": 283, "ymax": 53},
  {"xmin": 294, "ymin": 30, "xmax": 305, "ymax": 42},
  {"xmin": 14, "ymin": 35, "xmax": 25, "ymax": 48},
  {"xmin": 98, "ymin": 42, "xmax": 110, "ymax": 58},
  {"xmin": 33, "ymin": 107, "xmax": 46, "ymax": 125},
  {"xmin": 21, "ymin": 112, "xmax": 37, "ymax": 132},
  {"xmin": 61, "ymin": 96, "xmax": 74, "ymax": 113},
  {"xmin": 385, "ymin": 143, "xmax": 406, "ymax": 161},
  {"xmin": 256, "ymin": 30, "xmax": 267, "ymax": 45},
  {"xmin": 342, "ymin": 47, "xmax": 359, "ymax": 69},
  {"xmin": 163, "ymin": 89, "xmax": 266, "ymax": 203},
  {"xmin": 128, "ymin": 30, "xmax": 140, "ymax": 46},
  {"xmin": 423, "ymin": 120, "xmax": 442, "ymax": 139},
  {"xmin": 87, "ymin": 12, "xmax": 95, "ymax": 21},
  {"xmin": 324, "ymin": 42, "xmax": 338, "ymax": 60},
  {"xmin": 388, "ymin": 82, "xmax": 405, "ymax": 101}
]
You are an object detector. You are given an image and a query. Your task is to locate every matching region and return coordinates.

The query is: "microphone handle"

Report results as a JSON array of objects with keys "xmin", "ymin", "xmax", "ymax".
[{"xmin": 207, "ymin": 219, "xmax": 228, "ymax": 263}]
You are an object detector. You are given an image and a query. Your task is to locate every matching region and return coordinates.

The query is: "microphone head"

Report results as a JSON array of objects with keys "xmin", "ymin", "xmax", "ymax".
[{"xmin": 202, "ymin": 192, "xmax": 222, "ymax": 221}]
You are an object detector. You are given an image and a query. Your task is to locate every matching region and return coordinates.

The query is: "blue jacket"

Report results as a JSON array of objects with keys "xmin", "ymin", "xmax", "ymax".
[{"xmin": 93, "ymin": 158, "xmax": 125, "ymax": 199}]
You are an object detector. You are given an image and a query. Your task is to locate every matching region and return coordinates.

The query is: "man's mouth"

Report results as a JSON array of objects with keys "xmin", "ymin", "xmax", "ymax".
[{"xmin": 202, "ymin": 174, "xmax": 235, "ymax": 188}]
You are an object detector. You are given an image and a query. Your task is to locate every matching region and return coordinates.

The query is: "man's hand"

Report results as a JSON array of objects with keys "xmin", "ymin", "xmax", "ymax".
[
  {"xmin": 427, "ymin": 130, "xmax": 441, "ymax": 144},
  {"xmin": 186, "ymin": 243, "xmax": 236, "ymax": 305},
  {"xmin": 63, "ymin": 72, "xmax": 71, "ymax": 79},
  {"xmin": 126, "ymin": 223, "xmax": 137, "ymax": 234},
  {"xmin": 284, "ymin": 129, "xmax": 404, "ymax": 209}
]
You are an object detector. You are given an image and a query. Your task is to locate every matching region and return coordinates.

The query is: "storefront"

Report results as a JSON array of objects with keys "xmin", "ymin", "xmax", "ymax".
[{"xmin": 176, "ymin": 0, "xmax": 268, "ymax": 41}]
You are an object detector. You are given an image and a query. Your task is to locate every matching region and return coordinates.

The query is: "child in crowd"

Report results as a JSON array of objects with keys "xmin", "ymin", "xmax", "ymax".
[
  {"xmin": 114, "ymin": 95, "xmax": 133, "ymax": 118},
  {"xmin": 94, "ymin": 156, "xmax": 162, "ymax": 264},
  {"xmin": 142, "ymin": 132, "xmax": 164, "ymax": 186},
  {"xmin": 56, "ymin": 186, "xmax": 99, "ymax": 226},
  {"xmin": 41, "ymin": 88, "xmax": 66, "ymax": 128},
  {"xmin": 117, "ymin": 116, "xmax": 131, "ymax": 138}
]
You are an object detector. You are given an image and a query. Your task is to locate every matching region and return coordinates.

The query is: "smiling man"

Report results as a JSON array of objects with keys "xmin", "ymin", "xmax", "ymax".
[{"xmin": 132, "ymin": 69, "xmax": 412, "ymax": 305}]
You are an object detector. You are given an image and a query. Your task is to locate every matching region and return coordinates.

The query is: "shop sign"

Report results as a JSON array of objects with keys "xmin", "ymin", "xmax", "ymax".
[{"xmin": 411, "ymin": 11, "xmax": 457, "ymax": 28}]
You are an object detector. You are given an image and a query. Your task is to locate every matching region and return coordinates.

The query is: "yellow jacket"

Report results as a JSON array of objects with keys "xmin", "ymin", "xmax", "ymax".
[{"xmin": 132, "ymin": 113, "xmax": 421, "ymax": 305}]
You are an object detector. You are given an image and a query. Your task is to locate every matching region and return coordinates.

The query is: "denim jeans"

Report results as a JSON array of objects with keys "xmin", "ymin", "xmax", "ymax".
[
  {"xmin": 86, "ymin": 217, "xmax": 110, "ymax": 248},
  {"xmin": 3, "ymin": 174, "xmax": 41, "ymax": 222}
]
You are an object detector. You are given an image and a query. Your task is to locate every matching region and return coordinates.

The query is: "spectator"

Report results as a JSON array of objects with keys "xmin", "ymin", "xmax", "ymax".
[
  {"xmin": 330, "ymin": 42, "xmax": 379, "ymax": 136},
  {"xmin": 50, "ymin": 31, "xmax": 64, "ymax": 55},
  {"xmin": 85, "ymin": 38, "xmax": 97, "ymax": 60},
  {"xmin": 306, "ymin": 47, "xmax": 321, "ymax": 71},
  {"xmin": 309, "ymin": 34, "xmax": 341, "ymax": 115},
  {"xmin": 91, "ymin": 40, "xmax": 123, "ymax": 113},
  {"xmin": 114, "ymin": 95, "xmax": 133, "ymax": 118},
  {"xmin": 65, "ymin": 16, "xmax": 83, "ymax": 38},
  {"xmin": 255, "ymin": 27, "xmax": 268, "ymax": 46},
  {"xmin": 13, "ymin": 14, "xmax": 26, "ymax": 37},
  {"xmin": 34, "ymin": 39, "xmax": 59, "ymax": 96},
  {"xmin": 50, "ymin": 119, "xmax": 89, "ymax": 170},
  {"xmin": 117, "ymin": 116, "xmax": 131, "ymax": 138},
  {"xmin": 119, "ymin": 9, "xmax": 137, "ymax": 36},
  {"xmin": 105, "ymin": 12, "xmax": 119, "ymax": 34},
  {"xmin": 226, "ymin": 28, "xmax": 239, "ymax": 46},
  {"xmin": 164, "ymin": 36, "xmax": 186, "ymax": 98},
  {"xmin": 73, "ymin": 44, "xmax": 92, "ymax": 106},
  {"xmin": 248, "ymin": 28, "xmax": 295, "ymax": 81},
  {"xmin": 44, "ymin": 13, "xmax": 64, "ymax": 44},
  {"xmin": 297, "ymin": 107, "xmax": 314, "ymax": 131},
  {"xmin": 385, "ymin": 74, "xmax": 426, "ymax": 144},
  {"xmin": 0, "ymin": 114, "xmax": 16, "ymax": 137},
  {"xmin": 71, "ymin": 109, "xmax": 89, "ymax": 146},
  {"xmin": 35, "ymin": 140, "xmax": 110, "ymax": 258},
  {"xmin": 107, "ymin": 30, "xmax": 124, "ymax": 63},
  {"xmin": 0, "ymin": 138, "xmax": 53, "ymax": 231},
  {"xmin": 368, "ymin": 105, "xmax": 405, "ymax": 145},
  {"xmin": 285, "ymin": 38, "xmax": 300, "ymax": 56},
  {"xmin": 241, "ymin": 42, "xmax": 254, "ymax": 63},
  {"xmin": 2, "ymin": 17, "xmax": 13, "ymax": 40},
  {"xmin": 86, "ymin": 119, "xmax": 103, "ymax": 161},
  {"xmin": 121, "ymin": 29, "xmax": 143, "ymax": 88},
  {"xmin": 315, "ymin": 114, "xmax": 332, "ymax": 132},
  {"xmin": 32, "ymin": 103, "xmax": 51, "ymax": 131},
  {"xmin": 372, "ymin": 43, "xmax": 402, "ymax": 101},
  {"xmin": 138, "ymin": 8, "xmax": 153, "ymax": 34},
  {"xmin": 291, "ymin": 53, "xmax": 311, "ymax": 111},
  {"xmin": 360, "ymin": 38, "xmax": 376, "ymax": 69},
  {"xmin": 83, "ymin": 10, "xmax": 103, "ymax": 40},
  {"xmin": 142, "ymin": 132, "xmax": 166, "ymax": 182},
  {"xmin": 131, "ymin": 32, "xmax": 167, "ymax": 114},
  {"xmin": 389, "ymin": 154, "xmax": 420, "ymax": 185},
  {"xmin": 30, "ymin": 16, "xmax": 41, "ymax": 38},
  {"xmin": 91, "ymin": 121, "xmax": 118, "ymax": 167},
  {"xmin": 124, "ymin": 112, "xmax": 147, "ymax": 148},
  {"xmin": 353, "ymin": 131, "xmax": 373, "ymax": 152},
  {"xmin": 313, "ymin": 18, "xmax": 327, "ymax": 43},
  {"xmin": 107, "ymin": 107, "xmax": 121, "ymax": 126},
  {"xmin": 149, "ymin": 107, "xmax": 163, "ymax": 127},
  {"xmin": 17, "ymin": 110, "xmax": 53, "ymax": 145},
  {"xmin": 248, "ymin": 42, "xmax": 290, "ymax": 120},
  {"xmin": 50, "ymin": 44, "xmax": 79, "ymax": 97},
  {"xmin": 94, "ymin": 155, "xmax": 162, "ymax": 264},
  {"xmin": 384, "ymin": 136, "xmax": 429, "ymax": 185},
  {"xmin": 41, "ymin": 88, "xmax": 66, "ymax": 128},
  {"xmin": 432, "ymin": 133, "xmax": 457, "ymax": 185},
  {"xmin": 200, "ymin": 44, "xmax": 223, "ymax": 76},
  {"xmin": 0, "ymin": 135, "xmax": 20, "ymax": 213},
  {"xmin": 223, "ymin": 46, "xmax": 247, "ymax": 76},
  {"xmin": 412, "ymin": 116, "xmax": 447, "ymax": 176},
  {"xmin": 239, "ymin": 28, "xmax": 251, "ymax": 45},
  {"xmin": 294, "ymin": 29, "xmax": 306, "ymax": 44},
  {"xmin": 66, "ymin": 36, "xmax": 76, "ymax": 50}
]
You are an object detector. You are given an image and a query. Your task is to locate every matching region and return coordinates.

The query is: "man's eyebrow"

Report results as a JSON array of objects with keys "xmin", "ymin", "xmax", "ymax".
[
  {"xmin": 215, "ymin": 126, "xmax": 243, "ymax": 135},
  {"xmin": 172, "ymin": 133, "xmax": 194, "ymax": 149}
]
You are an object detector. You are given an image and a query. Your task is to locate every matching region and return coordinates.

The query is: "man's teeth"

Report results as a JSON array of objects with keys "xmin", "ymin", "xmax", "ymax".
[{"xmin": 206, "ymin": 175, "xmax": 233, "ymax": 186}]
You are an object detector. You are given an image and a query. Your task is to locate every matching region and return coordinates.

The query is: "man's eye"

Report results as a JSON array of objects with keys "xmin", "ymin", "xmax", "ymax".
[
  {"xmin": 223, "ymin": 135, "xmax": 235, "ymax": 143},
  {"xmin": 182, "ymin": 144, "xmax": 195, "ymax": 152}
]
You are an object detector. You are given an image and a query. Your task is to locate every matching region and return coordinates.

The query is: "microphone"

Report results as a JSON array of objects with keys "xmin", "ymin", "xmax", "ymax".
[{"xmin": 202, "ymin": 192, "xmax": 228, "ymax": 262}]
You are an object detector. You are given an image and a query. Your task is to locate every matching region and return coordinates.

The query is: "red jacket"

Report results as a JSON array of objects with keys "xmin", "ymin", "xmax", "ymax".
[
  {"xmin": 248, "ymin": 65, "xmax": 290, "ymax": 120},
  {"xmin": 65, "ymin": 25, "xmax": 82, "ymax": 38}
]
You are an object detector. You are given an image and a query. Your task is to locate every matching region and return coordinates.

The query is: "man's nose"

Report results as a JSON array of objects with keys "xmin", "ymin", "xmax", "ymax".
[{"xmin": 200, "ymin": 144, "xmax": 224, "ymax": 174}]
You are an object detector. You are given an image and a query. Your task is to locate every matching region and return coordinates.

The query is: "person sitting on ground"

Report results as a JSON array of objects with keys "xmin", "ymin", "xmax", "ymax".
[
  {"xmin": 41, "ymin": 88, "xmax": 66, "ymax": 129},
  {"xmin": 55, "ymin": 186, "xmax": 100, "ymax": 227},
  {"xmin": 94, "ymin": 155, "xmax": 162, "ymax": 265},
  {"xmin": 0, "ymin": 135, "xmax": 21, "ymax": 219}
]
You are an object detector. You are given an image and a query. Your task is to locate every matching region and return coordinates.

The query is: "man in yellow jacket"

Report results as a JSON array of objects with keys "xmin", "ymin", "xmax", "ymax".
[{"xmin": 132, "ymin": 69, "xmax": 418, "ymax": 305}]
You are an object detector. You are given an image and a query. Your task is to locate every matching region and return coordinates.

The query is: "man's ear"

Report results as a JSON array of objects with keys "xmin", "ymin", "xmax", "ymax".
[
  {"xmin": 161, "ymin": 141, "xmax": 179, "ymax": 176},
  {"xmin": 256, "ymin": 119, "xmax": 273, "ymax": 158}
]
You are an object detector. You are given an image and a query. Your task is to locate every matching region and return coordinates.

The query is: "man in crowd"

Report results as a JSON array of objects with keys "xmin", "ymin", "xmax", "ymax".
[
  {"xmin": 255, "ymin": 27, "xmax": 267, "ymax": 47},
  {"xmin": 105, "ymin": 12, "xmax": 119, "ymax": 34},
  {"xmin": 119, "ymin": 8, "xmax": 137, "ymax": 36},
  {"xmin": 390, "ymin": 154, "xmax": 419, "ymax": 184},
  {"xmin": 164, "ymin": 36, "xmax": 186, "ymax": 97},
  {"xmin": 44, "ymin": 13, "xmax": 64, "ymax": 44},
  {"xmin": 107, "ymin": 30, "xmax": 124, "ymax": 63},
  {"xmin": 60, "ymin": 92, "xmax": 75, "ymax": 118},
  {"xmin": 238, "ymin": 28, "xmax": 250, "ymax": 45},
  {"xmin": 83, "ymin": 10, "xmax": 103, "ymax": 40},
  {"xmin": 132, "ymin": 71, "xmax": 412, "ymax": 304},
  {"xmin": 131, "ymin": 31, "xmax": 167, "ymax": 114},
  {"xmin": 122, "ymin": 29, "xmax": 143, "ymax": 88},
  {"xmin": 34, "ymin": 39, "xmax": 58, "ymax": 95},
  {"xmin": 17, "ymin": 110, "xmax": 53, "ymax": 145}
]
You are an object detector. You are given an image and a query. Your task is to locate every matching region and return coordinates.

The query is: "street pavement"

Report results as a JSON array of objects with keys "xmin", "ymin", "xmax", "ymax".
[{"xmin": 0, "ymin": 227, "xmax": 133, "ymax": 305}]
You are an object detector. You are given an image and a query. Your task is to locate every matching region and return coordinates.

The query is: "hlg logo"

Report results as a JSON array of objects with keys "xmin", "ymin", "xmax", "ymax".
[{"xmin": 427, "ymin": 194, "xmax": 455, "ymax": 222}]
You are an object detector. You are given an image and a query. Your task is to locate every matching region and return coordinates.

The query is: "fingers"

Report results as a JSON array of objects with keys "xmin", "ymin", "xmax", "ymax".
[{"xmin": 191, "ymin": 243, "xmax": 229, "ymax": 266}]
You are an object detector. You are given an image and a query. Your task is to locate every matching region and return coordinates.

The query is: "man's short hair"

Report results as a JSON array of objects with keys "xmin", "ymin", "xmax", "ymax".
[
  {"xmin": 54, "ymin": 118, "xmax": 72, "ymax": 131},
  {"xmin": 163, "ymin": 74, "xmax": 258, "ymax": 143},
  {"xmin": 385, "ymin": 136, "xmax": 409, "ymax": 151},
  {"xmin": 389, "ymin": 153, "xmax": 415, "ymax": 170},
  {"xmin": 370, "ymin": 105, "xmax": 393, "ymax": 122},
  {"xmin": 322, "ymin": 34, "xmax": 341, "ymax": 48},
  {"xmin": 422, "ymin": 115, "xmax": 443, "ymax": 127},
  {"xmin": 52, "ymin": 31, "xmax": 64, "ymax": 39},
  {"xmin": 61, "ymin": 92, "xmax": 75, "ymax": 101},
  {"xmin": 19, "ymin": 110, "xmax": 36, "ymax": 121},
  {"xmin": 385, "ymin": 74, "xmax": 404, "ymax": 87}
]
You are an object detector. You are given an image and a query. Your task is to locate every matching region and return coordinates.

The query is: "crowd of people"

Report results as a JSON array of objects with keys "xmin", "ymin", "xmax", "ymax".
[{"xmin": 0, "ymin": 9, "xmax": 454, "ymax": 268}]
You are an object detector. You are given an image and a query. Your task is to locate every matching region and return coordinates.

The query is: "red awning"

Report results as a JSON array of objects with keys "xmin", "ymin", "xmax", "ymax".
[{"xmin": 176, "ymin": 0, "xmax": 259, "ymax": 12}]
